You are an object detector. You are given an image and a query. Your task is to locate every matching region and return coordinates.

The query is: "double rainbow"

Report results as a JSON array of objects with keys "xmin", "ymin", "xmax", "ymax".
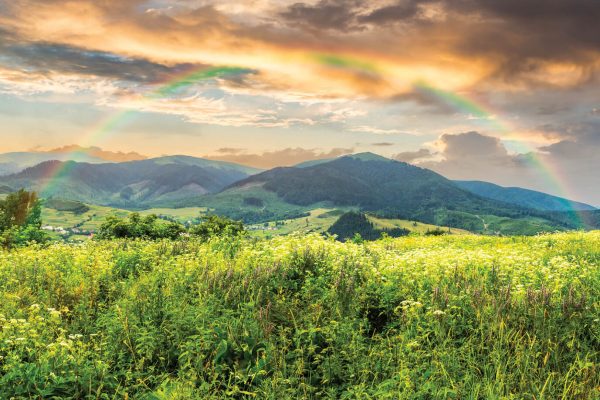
[{"xmin": 42, "ymin": 53, "xmax": 586, "ymax": 226}]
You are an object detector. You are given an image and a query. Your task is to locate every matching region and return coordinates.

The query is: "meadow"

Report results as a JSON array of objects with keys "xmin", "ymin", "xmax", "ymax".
[{"xmin": 0, "ymin": 232, "xmax": 598, "ymax": 399}]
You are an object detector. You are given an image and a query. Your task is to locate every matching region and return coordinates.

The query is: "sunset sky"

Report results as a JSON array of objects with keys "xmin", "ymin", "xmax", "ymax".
[{"xmin": 0, "ymin": 0, "xmax": 598, "ymax": 204}]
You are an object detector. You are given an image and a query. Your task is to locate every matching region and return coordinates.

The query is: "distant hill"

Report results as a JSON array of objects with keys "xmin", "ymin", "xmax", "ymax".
[
  {"xmin": 0, "ymin": 184, "xmax": 13, "ymax": 194},
  {"xmin": 0, "ymin": 156, "xmax": 260, "ymax": 208},
  {"xmin": 197, "ymin": 152, "xmax": 580, "ymax": 234},
  {"xmin": 0, "ymin": 146, "xmax": 150, "ymax": 176},
  {"xmin": 42, "ymin": 145, "xmax": 148, "ymax": 163},
  {"xmin": 455, "ymin": 180, "xmax": 596, "ymax": 211},
  {"xmin": 231, "ymin": 153, "xmax": 513, "ymax": 215},
  {"xmin": 152, "ymin": 155, "xmax": 262, "ymax": 175},
  {"xmin": 0, "ymin": 152, "xmax": 107, "ymax": 176}
]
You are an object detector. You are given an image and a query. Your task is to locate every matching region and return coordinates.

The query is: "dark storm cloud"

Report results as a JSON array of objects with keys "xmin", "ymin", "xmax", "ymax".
[
  {"xmin": 279, "ymin": 0, "xmax": 599, "ymax": 84},
  {"xmin": 279, "ymin": 0, "xmax": 434, "ymax": 31},
  {"xmin": 358, "ymin": 0, "xmax": 433, "ymax": 24},
  {"xmin": 0, "ymin": 38, "xmax": 201, "ymax": 83},
  {"xmin": 441, "ymin": 0, "xmax": 600, "ymax": 80},
  {"xmin": 279, "ymin": 0, "xmax": 363, "ymax": 31}
]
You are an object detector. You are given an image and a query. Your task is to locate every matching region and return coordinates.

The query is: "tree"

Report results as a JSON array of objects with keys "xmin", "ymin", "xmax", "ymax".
[
  {"xmin": 96, "ymin": 213, "xmax": 185, "ymax": 240},
  {"xmin": 96, "ymin": 213, "xmax": 244, "ymax": 241},
  {"xmin": 0, "ymin": 189, "xmax": 47, "ymax": 247},
  {"xmin": 189, "ymin": 215, "xmax": 245, "ymax": 241}
]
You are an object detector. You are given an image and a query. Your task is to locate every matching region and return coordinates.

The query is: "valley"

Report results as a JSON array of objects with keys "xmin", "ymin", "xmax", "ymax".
[{"xmin": 1, "ymin": 151, "xmax": 597, "ymax": 239}]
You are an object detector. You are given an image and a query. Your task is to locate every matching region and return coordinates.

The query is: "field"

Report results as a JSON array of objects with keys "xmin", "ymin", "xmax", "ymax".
[
  {"xmin": 42, "ymin": 202, "xmax": 469, "ymax": 240},
  {"xmin": 41, "ymin": 204, "xmax": 208, "ymax": 239},
  {"xmin": 0, "ymin": 232, "xmax": 598, "ymax": 398},
  {"xmin": 248, "ymin": 209, "xmax": 470, "ymax": 238}
]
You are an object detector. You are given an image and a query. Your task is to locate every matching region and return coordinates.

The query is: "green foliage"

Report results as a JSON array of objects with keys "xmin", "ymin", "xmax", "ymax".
[
  {"xmin": 328, "ymin": 212, "xmax": 410, "ymax": 241},
  {"xmin": 0, "ymin": 232, "xmax": 598, "ymax": 398},
  {"xmin": 96, "ymin": 213, "xmax": 185, "ymax": 240},
  {"xmin": 225, "ymin": 155, "xmax": 586, "ymax": 234},
  {"xmin": 97, "ymin": 213, "xmax": 244, "ymax": 241},
  {"xmin": 424, "ymin": 227, "xmax": 448, "ymax": 236},
  {"xmin": 44, "ymin": 198, "xmax": 90, "ymax": 215},
  {"xmin": 242, "ymin": 196, "xmax": 264, "ymax": 207},
  {"xmin": 189, "ymin": 215, "xmax": 245, "ymax": 240},
  {"xmin": 0, "ymin": 189, "xmax": 47, "ymax": 247},
  {"xmin": 168, "ymin": 186, "xmax": 313, "ymax": 224}
]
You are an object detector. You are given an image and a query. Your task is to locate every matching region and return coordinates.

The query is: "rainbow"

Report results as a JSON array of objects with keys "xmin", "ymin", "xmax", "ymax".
[
  {"xmin": 42, "ymin": 53, "xmax": 586, "ymax": 227},
  {"xmin": 41, "ymin": 66, "xmax": 252, "ymax": 193},
  {"xmin": 312, "ymin": 53, "xmax": 379, "ymax": 77},
  {"xmin": 412, "ymin": 81, "xmax": 585, "ymax": 226}
]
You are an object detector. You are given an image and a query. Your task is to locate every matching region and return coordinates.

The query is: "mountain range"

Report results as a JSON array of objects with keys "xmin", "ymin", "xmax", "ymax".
[
  {"xmin": 454, "ymin": 180, "xmax": 596, "ymax": 211},
  {"xmin": 0, "ymin": 156, "xmax": 260, "ymax": 208},
  {"xmin": 0, "ymin": 146, "xmax": 147, "ymax": 176},
  {"xmin": 0, "ymin": 150, "xmax": 596, "ymax": 234}
]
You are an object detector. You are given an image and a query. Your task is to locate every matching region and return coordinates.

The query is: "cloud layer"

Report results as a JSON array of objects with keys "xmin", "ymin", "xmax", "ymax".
[{"xmin": 0, "ymin": 0, "xmax": 597, "ymax": 203}]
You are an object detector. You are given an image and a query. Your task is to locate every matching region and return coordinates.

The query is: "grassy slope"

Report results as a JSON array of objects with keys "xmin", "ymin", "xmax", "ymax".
[
  {"xmin": 0, "ymin": 232, "xmax": 598, "ymax": 398},
  {"xmin": 42, "ymin": 204, "xmax": 207, "ymax": 235},
  {"xmin": 248, "ymin": 209, "xmax": 471, "ymax": 238},
  {"xmin": 41, "ymin": 200, "xmax": 537, "ymax": 239}
]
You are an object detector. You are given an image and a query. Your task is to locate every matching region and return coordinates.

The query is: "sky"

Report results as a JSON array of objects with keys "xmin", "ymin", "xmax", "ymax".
[{"xmin": 0, "ymin": 0, "xmax": 598, "ymax": 205}]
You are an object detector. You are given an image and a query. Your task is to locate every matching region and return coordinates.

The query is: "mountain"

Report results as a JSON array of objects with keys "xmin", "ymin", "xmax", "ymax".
[
  {"xmin": 0, "ymin": 146, "xmax": 148, "ymax": 176},
  {"xmin": 42, "ymin": 145, "xmax": 148, "ymax": 162},
  {"xmin": 230, "ymin": 152, "xmax": 511, "ymax": 213},
  {"xmin": 0, "ymin": 152, "xmax": 107, "ymax": 176},
  {"xmin": 173, "ymin": 152, "xmax": 578, "ymax": 234},
  {"xmin": 455, "ymin": 180, "xmax": 596, "ymax": 211},
  {"xmin": 0, "ymin": 156, "xmax": 260, "ymax": 208},
  {"xmin": 152, "ymin": 155, "xmax": 261, "ymax": 175}
]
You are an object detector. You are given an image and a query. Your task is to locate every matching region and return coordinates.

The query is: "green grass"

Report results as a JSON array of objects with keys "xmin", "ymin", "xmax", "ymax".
[
  {"xmin": 247, "ymin": 208, "xmax": 347, "ymax": 238},
  {"xmin": 42, "ymin": 203, "xmax": 129, "ymax": 232},
  {"xmin": 173, "ymin": 184, "xmax": 317, "ymax": 223},
  {"xmin": 368, "ymin": 215, "xmax": 471, "ymax": 234},
  {"xmin": 139, "ymin": 207, "xmax": 208, "ymax": 222},
  {"xmin": 481, "ymin": 214, "xmax": 561, "ymax": 235},
  {"xmin": 248, "ymin": 209, "xmax": 471, "ymax": 239},
  {"xmin": 41, "ymin": 202, "xmax": 474, "ymax": 240},
  {"xmin": 0, "ymin": 232, "xmax": 598, "ymax": 398}
]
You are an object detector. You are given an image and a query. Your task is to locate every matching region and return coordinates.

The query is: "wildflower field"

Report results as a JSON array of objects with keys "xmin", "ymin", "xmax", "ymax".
[{"xmin": 0, "ymin": 232, "xmax": 599, "ymax": 399}]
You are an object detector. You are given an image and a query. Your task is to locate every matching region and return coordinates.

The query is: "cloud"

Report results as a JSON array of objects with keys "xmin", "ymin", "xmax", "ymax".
[
  {"xmin": 279, "ymin": 0, "xmax": 364, "ymax": 32},
  {"xmin": 437, "ymin": 131, "xmax": 509, "ymax": 161},
  {"xmin": 416, "ymin": 131, "xmax": 600, "ymax": 205},
  {"xmin": 358, "ymin": 0, "xmax": 431, "ymax": 25},
  {"xmin": 0, "ymin": 34, "xmax": 201, "ymax": 84},
  {"xmin": 371, "ymin": 142, "xmax": 394, "ymax": 147},
  {"xmin": 349, "ymin": 126, "xmax": 416, "ymax": 135},
  {"xmin": 0, "ymin": 0, "xmax": 597, "ymax": 203},
  {"xmin": 208, "ymin": 147, "xmax": 353, "ymax": 168},
  {"xmin": 393, "ymin": 148, "xmax": 435, "ymax": 163},
  {"xmin": 216, "ymin": 147, "xmax": 245, "ymax": 154},
  {"xmin": 41, "ymin": 145, "xmax": 147, "ymax": 162}
]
